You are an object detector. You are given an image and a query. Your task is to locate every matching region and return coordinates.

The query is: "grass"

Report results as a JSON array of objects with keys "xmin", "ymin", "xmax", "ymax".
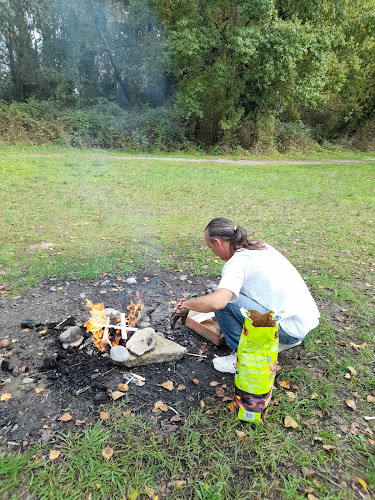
[{"xmin": 0, "ymin": 145, "xmax": 375, "ymax": 499}]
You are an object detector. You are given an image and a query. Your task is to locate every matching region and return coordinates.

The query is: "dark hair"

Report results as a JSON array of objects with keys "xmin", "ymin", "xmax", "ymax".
[{"xmin": 205, "ymin": 217, "xmax": 265, "ymax": 254}]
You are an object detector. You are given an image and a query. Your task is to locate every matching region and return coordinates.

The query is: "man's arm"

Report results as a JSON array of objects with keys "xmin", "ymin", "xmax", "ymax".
[{"xmin": 182, "ymin": 288, "xmax": 233, "ymax": 313}]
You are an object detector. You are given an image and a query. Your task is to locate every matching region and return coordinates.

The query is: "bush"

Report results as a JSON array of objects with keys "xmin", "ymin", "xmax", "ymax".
[{"xmin": 275, "ymin": 120, "xmax": 320, "ymax": 153}]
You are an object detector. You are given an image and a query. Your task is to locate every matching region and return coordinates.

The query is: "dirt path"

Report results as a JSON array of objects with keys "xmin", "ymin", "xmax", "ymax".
[{"xmin": 2, "ymin": 153, "xmax": 375, "ymax": 166}]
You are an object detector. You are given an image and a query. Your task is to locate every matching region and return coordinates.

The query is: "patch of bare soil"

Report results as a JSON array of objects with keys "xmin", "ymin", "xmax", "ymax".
[
  {"xmin": 0, "ymin": 270, "xmax": 230, "ymax": 449},
  {"xmin": 0, "ymin": 270, "xmax": 312, "ymax": 452}
]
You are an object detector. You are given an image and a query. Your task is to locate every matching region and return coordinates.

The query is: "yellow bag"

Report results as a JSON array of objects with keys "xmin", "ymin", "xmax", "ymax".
[{"xmin": 235, "ymin": 309, "xmax": 279, "ymax": 424}]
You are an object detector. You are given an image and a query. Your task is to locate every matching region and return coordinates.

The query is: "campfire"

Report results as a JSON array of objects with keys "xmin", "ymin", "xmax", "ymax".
[{"xmin": 84, "ymin": 292, "xmax": 144, "ymax": 352}]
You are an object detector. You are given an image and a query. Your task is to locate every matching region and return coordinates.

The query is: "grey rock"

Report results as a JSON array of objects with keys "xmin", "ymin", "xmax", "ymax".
[
  {"xmin": 20, "ymin": 319, "xmax": 34, "ymax": 329},
  {"xmin": 94, "ymin": 392, "xmax": 108, "ymax": 403},
  {"xmin": 109, "ymin": 345, "xmax": 130, "ymax": 365},
  {"xmin": 179, "ymin": 275, "xmax": 188, "ymax": 281},
  {"xmin": 124, "ymin": 335, "xmax": 186, "ymax": 367},
  {"xmin": 206, "ymin": 283, "xmax": 218, "ymax": 291},
  {"xmin": 101, "ymin": 279, "xmax": 111, "ymax": 286},
  {"xmin": 62, "ymin": 336, "xmax": 84, "ymax": 349},
  {"xmin": 126, "ymin": 328, "xmax": 156, "ymax": 356},
  {"xmin": 22, "ymin": 377, "xmax": 35, "ymax": 384},
  {"xmin": 49, "ymin": 287, "xmax": 57, "ymax": 292},
  {"xmin": 126, "ymin": 277, "xmax": 137, "ymax": 285},
  {"xmin": 140, "ymin": 321, "xmax": 151, "ymax": 328},
  {"xmin": 59, "ymin": 326, "xmax": 82, "ymax": 344},
  {"xmin": 79, "ymin": 293, "xmax": 86, "ymax": 299}
]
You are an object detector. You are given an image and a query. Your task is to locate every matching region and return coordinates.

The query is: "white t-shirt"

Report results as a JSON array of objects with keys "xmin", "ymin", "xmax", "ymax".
[{"xmin": 217, "ymin": 245, "xmax": 320, "ymax": 339}]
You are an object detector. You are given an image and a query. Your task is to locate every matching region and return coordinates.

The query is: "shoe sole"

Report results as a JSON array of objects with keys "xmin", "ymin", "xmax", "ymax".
[{"xmin": 278, "ymin": 340, "xmax": 303, "ymax": 353}]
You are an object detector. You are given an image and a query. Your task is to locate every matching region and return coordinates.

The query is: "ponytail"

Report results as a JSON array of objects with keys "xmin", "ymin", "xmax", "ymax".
[{"xmin": 205, "ymin": 217, "xmax": 265, "ymax": 254}]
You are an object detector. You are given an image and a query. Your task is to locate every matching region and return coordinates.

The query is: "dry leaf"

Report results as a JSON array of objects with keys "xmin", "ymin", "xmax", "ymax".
[
  {"xmin": 100, "ymin": 411, "xmax": 110, "ymax": 420},
  {"xmin": 350, "ymin": 342, "xmax": 367, "ymax": 349},
  {"xmin": 111, "ymin": 391, "xmax": 126, "ymax": 400},
  {"xmin": 152, "ymin": 401, "xmax": 168, "ymax": 412},
  {"xmin": 344, "ymin": 373, "xmax": 351, "ymax": 380},
  {"xmin": 102, "ymin": 446, "xmax": 114, "ymax": 460},
  {"xmin": 235, "ymin": 430, "xmax": 245, "ymax": 439},
  {"xmin": 192, "ymin": 378, "xmax": 200, "ymax": 385},
  {"xmin": 356, "ymin": 476, "xmax": 368, "ymax": 493},
  {"xmin": 279, "ymin": 380, "xmax": 290, "ymax": 389},
  {"xmin": 1, "ymin": 393, "xmax": 12, "ymax": 401},
  {"xmin": 227, "ymin": 401, "xmax": 236, "ymax": 414},
  {"xmin": 75, "ymin": 420, "xmax": 85, "ymax": 426},
  {"xmin": 311, "ymin": 393, "xmax": 319, "ymax": 400},
  {"xmin": 284, "ymin": 416, "xmax": 298, "ymax": 429},
  {"xmin": 144, "ymin": 486, "xmax": 155, "ymax": 497},
  {"xmin": 200, "ymin": 400, "xmax": 205, "ymax": 408},
  {"xmin": 123, "ymin": 410, "xmax": 133, "ymax": 418},
  {"xmin": 285, "ymin": 391, "xmax": 296, "ymax": 401},
  {"xmin": 176, "ymin": 384, "xmax": 186, "ymax": 391},
  {"xmin": 307, "ymin": 494, "xmax": 320, "ymax": 500},
  {"xmin": 57, "ymin": 413, "xmax": 72, "ymax": 422},
  {"xmin": 368, "ymin": 439, "xmax": 375, "ymax": 445},
  {"xmin": 210, "ymin": 381, "xmax": 219, "ymax": 387},
  {"xmin": 313, "ymin": 436, "xmax": 323, "ymax": 442},
  {"xmin": 322, "ymin": 445, "xmax": 335, "ymax": 451},
  {"xmin": 34, "ymin": 388, "xmax": 45, "ymax": 394},
  {"xmin": 215, "ymin": 387, "xmax": 225, "ymax": 398},
  {"xmin": 222, "ymin": 397, "xmax": 233, "ymax": 402},
  {"xmin": 170, "ymin": 415, "xmax": 182, "ymax": 423},
  {"xmin": 157, "ymin": 381, "xmax": 174, "ymax": 391},
  {"xmin": 346, "ymin": 400, "xmax": 357, "ymax": 410},
  {"xmin": 347, "ymin": 366, "xmax": 357, "ymax": 376},
  {"xmin": 367, "ymin": 395, "xmax": 375, "ymax": 403},
  {"xmin": 138, "ymin": 380, "xmax": 145, "ymax": 386},
  {"xmin": 315, "ymin": 410, "xmax": 323, "ymax": 418},
  {"xmin": 117, "ymin": 383, "xmax": 129, "ymax": 392},
  {"xmin": 302, "ymin": 467, "xmax": 315, "ymax": 478},
  {"xmin": 49, "ymin": 449, "xmax": 61, "ymax": 460}
]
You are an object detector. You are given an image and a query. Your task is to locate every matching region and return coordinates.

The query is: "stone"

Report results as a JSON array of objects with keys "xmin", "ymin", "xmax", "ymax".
[
  {"xmin": 206, "ymin": 283, "xmax": 218, "ymax": 292},
  {"xmin": 126, "ymin": 277, "xmax": 137, "ymax": 285},
  {"xmin": 21, "ymin": 319, "xmax": 35, "ymax": 329},
  {"xmin": 179, "ymin": 275, "xmax": 188, "ymax": 281},
  {"xmin": 94, "ymin": 392, "xmax": 108, "ymax": 403},
  {"xmin": 62, "ymin": 336, "xmax": 84, "ymax": 349},
  {"xmin": 109, "ymin": 345, "xmax": 130, "ymax": 365},
  {"xmin": 140, "ymin": 321, "xmax": 151, "ymax": 328},
  {"xmin": 0, "ymin": 339, "xmax": 10, "ymax": 348},
  {"xmin": 22, "ymin": 377, "xmax": 35, "ymax": 384},
  {"xmin": 124, "ymin": 335, "xmax": 187, "ymax": 367},
  {"xmin": 59, "ymin": 326, "xmax": 82, "ymax": 344},
  {"xmin": 126, "ymin": 328, "xmax": 156, "ymax": 356}
]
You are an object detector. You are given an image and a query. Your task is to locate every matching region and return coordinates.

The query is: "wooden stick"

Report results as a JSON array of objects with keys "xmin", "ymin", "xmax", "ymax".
[
  {"xmin": 130, "ymin": 372, "xmax": 146, "ymax": 381},
  {"xmin": 185, "ymin": 352, "xmax": 208, "ymax": 358},
  {"xmin": 96, "ymin": 323, "xmax": 138, "ymax": 331},
  {"xmin": 120, "ymin": 313, "xmax": 127, "ymax": 340}
]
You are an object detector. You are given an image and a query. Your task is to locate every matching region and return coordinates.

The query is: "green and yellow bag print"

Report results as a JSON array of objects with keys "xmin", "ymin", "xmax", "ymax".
[{"xmin": 234, "ymin": 309, "xmax": 279, "ymax": 424}]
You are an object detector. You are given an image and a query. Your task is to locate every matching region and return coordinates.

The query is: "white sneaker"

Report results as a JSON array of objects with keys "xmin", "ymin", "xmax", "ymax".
[
  {"xmin": 278, "ymin": 340, "xmax": 302, "ymax": 353},
  {"xmin": 212, "ymin": 353, "xmax": 237, "ymax": 374}
]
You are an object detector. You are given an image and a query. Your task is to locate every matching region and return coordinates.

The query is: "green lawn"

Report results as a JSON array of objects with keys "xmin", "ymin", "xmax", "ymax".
[{"xmin": 1, "ymin": 146, "xmax": 374, "ymax": 499}]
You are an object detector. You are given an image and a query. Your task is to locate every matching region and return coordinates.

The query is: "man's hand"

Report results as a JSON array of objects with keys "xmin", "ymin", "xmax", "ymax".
[{"xmin": 170, "ymin": 300, "xmax": 189, "ymax": 329}]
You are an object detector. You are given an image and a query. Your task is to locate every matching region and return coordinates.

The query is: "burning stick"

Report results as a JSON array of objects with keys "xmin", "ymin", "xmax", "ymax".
[{"xmin": 101, "ymin": 317, "xmax": 112, "ymax": 347}]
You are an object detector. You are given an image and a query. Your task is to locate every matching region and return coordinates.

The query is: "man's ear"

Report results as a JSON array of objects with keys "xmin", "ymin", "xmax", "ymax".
[{"xmin": 214, "ymin": 237, "xmax": 223, "ymax": 248}]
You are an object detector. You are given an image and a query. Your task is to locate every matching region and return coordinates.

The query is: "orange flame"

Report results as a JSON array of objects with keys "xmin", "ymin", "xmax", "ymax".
[{"xmin": 83, "ymin": 294, "xmax": 144, "ymax": 352}]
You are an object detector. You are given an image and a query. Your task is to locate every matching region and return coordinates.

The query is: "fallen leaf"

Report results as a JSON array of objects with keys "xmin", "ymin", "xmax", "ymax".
[
  {"xmin": 38, "ymin": 330, "xmax": 47, "ymax": 335},
  {"xmin": 57, "ymin": 413, "xmax": 72, "ymax": 422},
  {"xmin": 137, "ymin": 380, "xmax": 145, "ymax": 386},
  {"xmin": 350, "ymin": 342, "xmax": 367, "ymax": 349},
  {"xmin": 176, "ymin": 384, "xmax": 186, "ymax": 391},
  {"xmin": 367, "ymin": 395, "xmax": 375, "ymax": 403},
  {"xmin": 117, "ymin": 383, "xmax": 129, "ymax": 392},
  {"xmin": 192, "ymin": 378, "xmax": 199, "ymax": 385},
  {"xmin": 34, "ymin": 388, "xmax": 45, "ymax": 394},
  {"xmin": 129, "ymin": 489, "xmax": 138, "ymax": 500},
  {"xmin": 315, "ymin": 410, "xmax": 323, "ymax": 418},
  {"xmin": 49, "ymin": 449, "xmax": 61, "ymax": 460},
  {"xmin": 111, "ymin": 391, "xmax": 126, "ymax": 400},
  {"xmin": 75, "ymin": 420, "xmax": 85, "ymax": 426},
  {"xmin": 227, "ymin": 401, "xmax": 236, "ymax": 414},
  {"xmin": 307, "ymin": 494, "xmax": 320, "ymax": 500},
  {"xmin": 200, "ymin": 400, "xmax": 205, "ymax": 408},
  {"xmin": 152, "ymin": 401, "xmax": 168, "ymax": 412},
  {"xmin": 144, "ymin": 486, "xmax": 155, "ymax": 497},
  {"xmin": 310, "ymin": 393, "xmax": 319, "ymax": 400},
  {"xmin": 1, "ymin": 393, "xmax": 12, "ymax": 401},
  {"xmin": 356, "ymin": 476, "xmax": 368, "ymax": 493},
  {"xmin": 285, "ymin": 391, "xmax": 296, "ymax": 401},
  {"xmin": 346, "ymin": 400, "xmax": 357, "ymax": 410},
  {"xmin": 122, "ymin": 411, "xmax": 133, "ymax": 418},
  {"xmin": 100, "ymin": 411, "xmax": 110, "ymax": 420},
  {"xmin": 313, "ymin": 436, "xmax": 323, "ymax": 442},
  {"xmin": 347, "ymin": 366, "xmax": 357, "ymax": 376},
  {"xmin": 303, "ymin": 419, "xmax": 317, "ymax": 429},
  {"xmin": 344, "ymin": 373, "xmax": 351, "ymax": 380},
  {"xmin": 210, "ymin": 381, "xmax": 219, "ymax": 387},
  {"xmin": 302, "ymin": 467, "xmax": 315, "ymax": 478},
  {"xmin": 284, "ymin": 416, "xmax": 298, "ymax": 429},
  {"xmin": 157, "ymin": 381, "xmax": 174, "ymax": 391},
  {"xmin": 338, "ymin": 341, "xmax": 347, "ymax": 346},
  {"xmin": 235, "ymin": 430, "xmax": 245, "ymax": 439},
  {"xmin": 368, "ymin": 439, "xmax": 375, "ymax": 445},
  {"xmin": 170, "ymin": 415, "xmax": 182, "ymax": 423},
  {"xmin": 322, "ymin": 445, "xmax": 335, "ymax": 451},
  {"xmin": 102, "ymin": 446, "xmax": 114, "ymax": 460},
  {"xmin": 279, "ymin": 380, "xmax": 290, "ymax": 389},
  {"xmin": 222, "ymin": 397, "xmax": 233, "ymax": 402},
  {"xmin": 215, "ymin": 387, "xmax": 225, "ymax": 398}
]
